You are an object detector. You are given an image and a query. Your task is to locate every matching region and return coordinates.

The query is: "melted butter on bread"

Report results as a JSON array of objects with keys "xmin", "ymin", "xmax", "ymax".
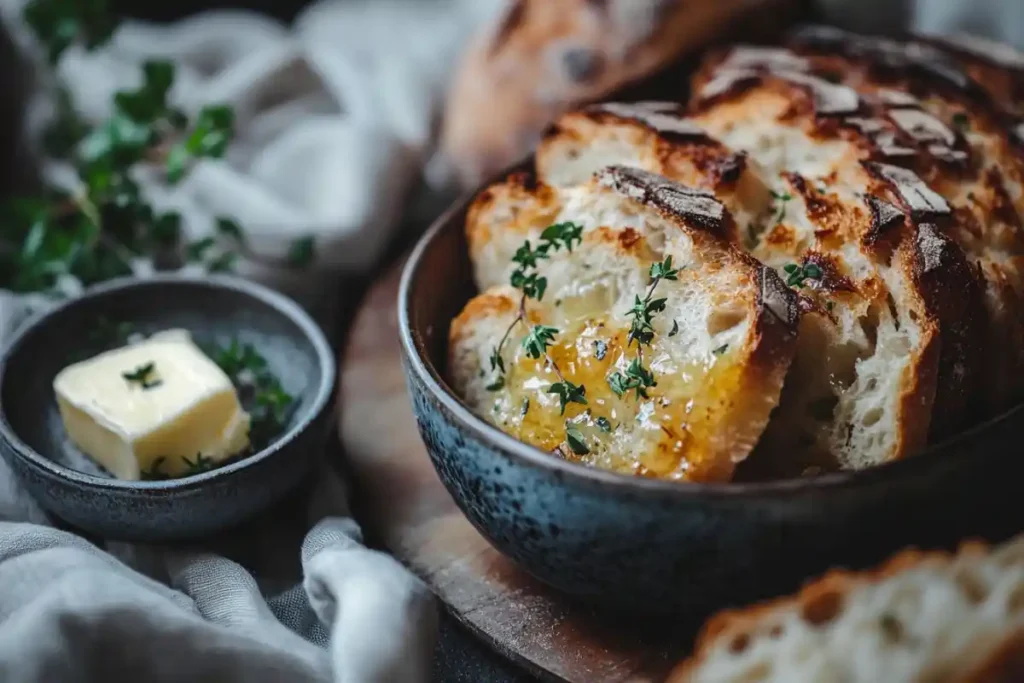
[{"xmin": 452, "ymin": 167, "xmax": 799, "ymax": 483}]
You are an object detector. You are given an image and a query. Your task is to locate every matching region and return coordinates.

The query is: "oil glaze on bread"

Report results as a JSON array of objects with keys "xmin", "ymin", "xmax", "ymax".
[{"xmin": 452, "ymin": 167, "xmax": 798, "ymax": 482}]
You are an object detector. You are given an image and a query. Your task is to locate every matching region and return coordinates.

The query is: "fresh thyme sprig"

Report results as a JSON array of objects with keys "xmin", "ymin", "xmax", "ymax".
[
  {"xmin": 486, "ymin": 222, "xmax": 584, "ymax": 413},
  {"xmin": 208, "ymin": 338, "xmax": 296, "ymax": 448},
  {"xmin": 181, "ymin": 453, "xmax": 218, "ymax": 476},
  {"xmin": 121, "ymin": 361, "xmax": 161, "ymax": 389},
  {"xmin": 771, "ymin": 190, "xmax": 792, "ymax": 225},
  {"xmin": 607, "ymin": 256, "xmax": 678, "ymax": 400},
  {"xmin": 140, "ymin": 453, "xmax": 218, "ymax": 480},
  {"xmin": 3, "ymin": 1, "xmax": 316, "ymax": 295},
  {"xmin": 783, "ymin": 262, "xmax": 823, "ymax": 288}
]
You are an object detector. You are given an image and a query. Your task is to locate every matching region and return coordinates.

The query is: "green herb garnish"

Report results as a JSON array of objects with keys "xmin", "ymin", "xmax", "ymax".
[
  {"xmin": 596, "ymin": 416, "xmax": 612, "ymax": 432},
  {"xmin": 565, "ymin": 424, "xmax": 590, "ymax": 455},
  {"xmin": 951, "ymin": 112, "xmax": 970, "ymax": 133},
  {"xmin": 209, "ymin": 339, "xmax": 295, "ymax": 448},
  {"xmin": 3, "ymin": 1, "xmax": 316, "ymax": 297},
  {"xmin": 607, "ymin": 256, "xmax": 676, "ymax": 401},
  {"xmin": 669, "ymin": 320, "xmax": 679, "ymax": 337},
  {"xmin": 181, "ymin": 453, "xmax": 217, "ymax": 476},
  {"xmin": 548, "ymin": 381, "xmax": 587, "ymax": 415},
  {"xmin": 712, "ymin": 344, "xmax": 729, "ymax": 356},
  {"xmin": 522, "ymin": 325, "xmax": 558, "ymax": 359},
  {"xmin": 608, "ymin": 357, "xmax": 657, "ymax": 400},
  {"xmin": 771, "ymin": 190, "xmax": 792, "ymax": 225},
  {"xmin": 140, "ymin": 456, "xmax": 169, "ymax": 481},
  {"xmin": 25, "ymin": 0, "xmax": 116, "ymax": 64},
  {"xmin": 122, "ymin": 361, "xmax": 161, "ymax": 389},
  {"xmin": 783, "ymin": 262, "xmax": 823, "ymax": 288},
  {"xmin": 487, "ymin": 221, "xmax": 584, "ymax": 392}
]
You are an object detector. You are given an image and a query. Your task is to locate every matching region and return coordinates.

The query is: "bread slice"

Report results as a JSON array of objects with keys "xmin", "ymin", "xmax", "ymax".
[
  {"xmin": 684, "ymin": 43, "xmax": 991, "ymax": 474},
  {"xmin": 535, "ymin": 101, "xmax": 772, "ymax": 246},
  {"xmin": 669, "ymin": 534, "xmax": 1024, "ymax": 683},
  {"xmin": 913, "ymin": 32, "xmax": 1024, "ymax": 117},
  {"xmin": 525, "ymin": 85, "xmax": 961, "ymax": 473},
  {"xmin": 451, "ymin": 166, "xmax": 799, "ymax": 482},
  {"xmin": 786, "ymin": 25, "xmax": 1024, "ymax": 419}
]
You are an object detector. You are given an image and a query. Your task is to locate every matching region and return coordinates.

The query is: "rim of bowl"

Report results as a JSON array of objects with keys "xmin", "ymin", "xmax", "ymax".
[
  {"xmin": 0, "ymin": 273, "xmax": 336, "ymax": 491},
  {"xmin": 399, "ymin": 188, "xmax": 1023, "ymax": 499}
]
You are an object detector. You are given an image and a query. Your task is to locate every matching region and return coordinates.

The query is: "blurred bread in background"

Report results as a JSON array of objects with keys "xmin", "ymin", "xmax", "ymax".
[
  {"xmin": 671, "ymin": 533, "xmax": 1024, "ymax": 683},
  {"xmin": 436, "ymin": 0, "xmax": 804, "ymax": 190}
]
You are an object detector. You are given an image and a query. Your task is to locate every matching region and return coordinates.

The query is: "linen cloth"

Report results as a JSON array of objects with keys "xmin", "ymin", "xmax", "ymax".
[
  {"xmin": 0, "ymin": 1, "xmax": 1018, "ymax": 682},
  {"xmin": 0, "ymin": 1, "xmax": 503, "ymax": 681}
]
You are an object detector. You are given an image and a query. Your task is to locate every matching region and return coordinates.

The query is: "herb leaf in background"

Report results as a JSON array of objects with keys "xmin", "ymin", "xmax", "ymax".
[
  {"xmin": 166, "ymin": 105, "xmax": 235, "ymax": 183},
  {"xmin": 5, "ymin": 0, "xmax": 317, "ymax": 297},
  {"xmin": 24, "ymin": 0, "xmax": 116, "ymax": 64}
]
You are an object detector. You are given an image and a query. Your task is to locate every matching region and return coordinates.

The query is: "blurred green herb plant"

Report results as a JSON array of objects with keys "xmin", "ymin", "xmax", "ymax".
[{"xmin": 5, "ymin": 0, "xmax": 315, "ymax": 295}]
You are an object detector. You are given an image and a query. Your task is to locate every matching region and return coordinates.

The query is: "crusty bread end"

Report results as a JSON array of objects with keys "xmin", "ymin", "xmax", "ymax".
[{"xmin": 671, "ymin": 534, "xmax": 1024, "ymax": 683}]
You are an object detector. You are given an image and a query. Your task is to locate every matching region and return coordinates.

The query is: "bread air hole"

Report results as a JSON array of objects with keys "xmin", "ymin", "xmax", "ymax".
[
  {"xmin": 707, "ymin": 307, "xmax": 746, "ymax": 337},
  {"xmin": 954, "ymin": 569, "xmax": 989, "ymax": 604},
  {"xmin": 859, "ymin": 307, "xmax": 880, "ymax": 352},
  {"xmin": 729, "ymin": 632, "xmax": 751, "ymax": 654},
  {"xmin": 886, "ymin": 292, "xmax": 900, "ymax": 331},
  {"xmin": 862, "ymin": 406, "xmax": 883, "ymax": 427},
  {"xmin": 800, "ymin": 588, "xmax": 843, "ymax": 626}
]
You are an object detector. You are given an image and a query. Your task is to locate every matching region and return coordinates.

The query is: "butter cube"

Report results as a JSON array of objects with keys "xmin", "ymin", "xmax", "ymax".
[{"xmin": 54, "ymin": 329, "xmax": 250, "ymax": 480}]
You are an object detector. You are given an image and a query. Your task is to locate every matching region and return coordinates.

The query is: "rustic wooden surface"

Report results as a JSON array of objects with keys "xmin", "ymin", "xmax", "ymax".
[{"xmin": 337, "ymin": 261, "xmax": 695, "ymax": 683}]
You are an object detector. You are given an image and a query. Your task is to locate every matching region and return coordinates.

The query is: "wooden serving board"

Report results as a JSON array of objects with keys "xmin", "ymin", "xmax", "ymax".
[{"xmin": 338, "ymin": 260, "xmax": 697, "ymax": 683}]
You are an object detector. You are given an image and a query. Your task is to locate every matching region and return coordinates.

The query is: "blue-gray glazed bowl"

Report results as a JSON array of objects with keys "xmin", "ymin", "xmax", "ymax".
[
  {"xmin": 399, "ymin": 187, "xmax": 1024, "ymax": 615},
  {"xmin": 0, "ymin": 274, "xmax": 335, "ymax": 542}
]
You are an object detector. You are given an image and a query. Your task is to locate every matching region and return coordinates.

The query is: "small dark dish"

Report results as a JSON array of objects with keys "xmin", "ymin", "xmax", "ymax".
[
  {"xmin": 0, "ymin": 274, "xmax": 335, "ymax": 542},
  {"xmin": 400, "ymin": 185, "xmax": 1024, "ymax": 615}
]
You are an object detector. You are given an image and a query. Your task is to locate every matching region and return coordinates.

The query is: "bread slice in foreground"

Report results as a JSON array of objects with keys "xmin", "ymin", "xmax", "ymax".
[
  {"xmin": 670, "ymin": 534, "xmax": 1024, "ymax": 683},
  {"xmin": 451, "ymin": 166, "xmax": 799, "ymax": 482}
]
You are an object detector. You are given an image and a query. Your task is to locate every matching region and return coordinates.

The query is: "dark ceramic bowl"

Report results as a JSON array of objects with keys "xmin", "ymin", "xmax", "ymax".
[
  {"xmin": 0, "ymin": 275, "xmax": 335, "ymax": 542},
  {"xmin": 399, "ymin": 189, "xmax": 1024, "ymax": 615}
]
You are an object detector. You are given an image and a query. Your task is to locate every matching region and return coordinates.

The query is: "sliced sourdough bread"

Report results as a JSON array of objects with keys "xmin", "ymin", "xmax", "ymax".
[
  {"xmin": 785, "ymin": 24, "xmax": 1024, "ymax": 420},
  {"xmin": 451, "ymin": 166, "xmax": 798, "ymax": 481},
  {"xmin": 456, "ymin": 27, "xmax": 1024, "ymax": 478},
  {"xmin": 685, "ymin": 43, "xmax": 988, "ymax": 474},
  {"xmin": 670, "ymin": 534, "xmax": 1024, "ymax": 683}
]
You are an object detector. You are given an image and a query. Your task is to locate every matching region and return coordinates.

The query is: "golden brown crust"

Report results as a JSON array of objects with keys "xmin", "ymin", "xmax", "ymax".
[
  {"xmin": 465, "ymin": 170, "xmax": 560, "ymax": 266},
  {"xmin": 692, "ymin": 36, "xmax": 1017, "ymax": 456},
  {"xmin": 958, "ymin": 629, "xmax": 1024, "ymax": 683},
  {"xmin": 781, "ymin": 26, "xmax": 1024, "ymax": 420},
  {"xmin": 668, "ymin": 538, "xmax": 1006, "ymax": 683},
  {"xmin": 437, "ymin": 0, "xmax": 799, "ymax": 188}
]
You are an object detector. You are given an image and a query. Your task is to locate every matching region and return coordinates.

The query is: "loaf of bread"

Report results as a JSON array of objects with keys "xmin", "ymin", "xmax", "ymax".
[
  {"xmin": 448, "ymin": 25, "xmax": 1024, "ymax": 480},
  {"xmin": 670, "ymin": 534, "xmax": 1024, "ymax": 683},
  {"xmin": 436, "ymin": 0, "xmax": 799, "ymax": 189}
]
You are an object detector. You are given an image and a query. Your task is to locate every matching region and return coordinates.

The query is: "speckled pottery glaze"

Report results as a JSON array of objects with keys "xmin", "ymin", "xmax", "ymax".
[
  {"xmin": 399, "ymin": 185, "xmax": 1024, "ymax": 615},
  {"xmin": 0, "ymin": 275, "xmax": 335, "ymax": 542}
]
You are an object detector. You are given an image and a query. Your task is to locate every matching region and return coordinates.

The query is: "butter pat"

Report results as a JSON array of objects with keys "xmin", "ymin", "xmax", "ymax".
[{"xmin": 54, "ymin": 329, "xmax": 250, "ymax": 480}]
